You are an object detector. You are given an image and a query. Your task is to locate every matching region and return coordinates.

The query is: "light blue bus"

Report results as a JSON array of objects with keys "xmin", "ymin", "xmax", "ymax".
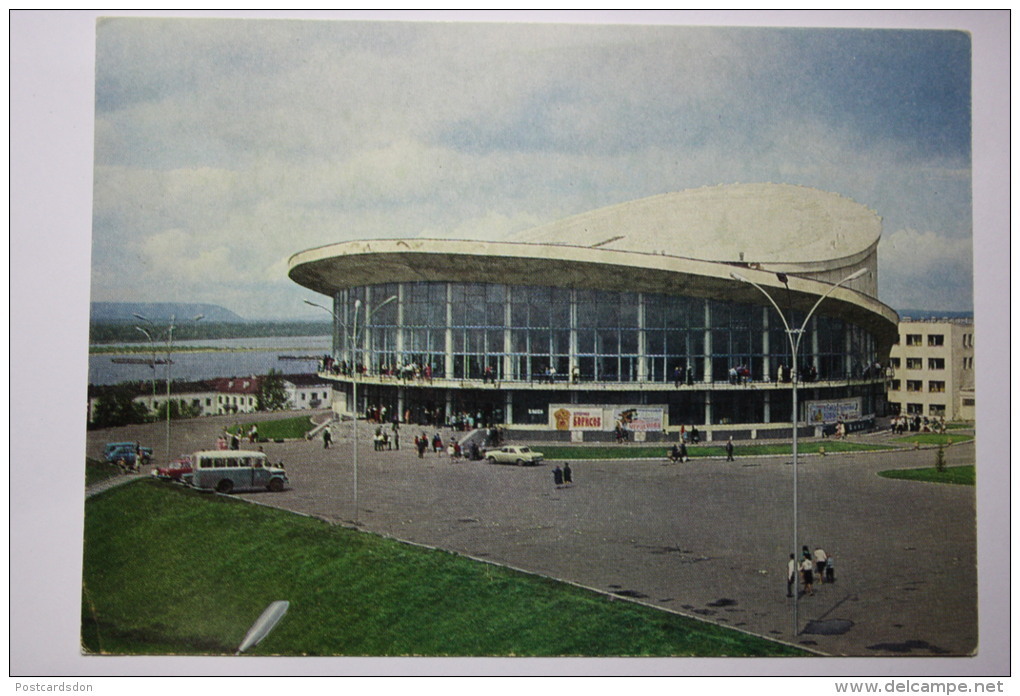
[{"xmin": 189, "ymin": 450, "xmax": 288, "ymax": 494}]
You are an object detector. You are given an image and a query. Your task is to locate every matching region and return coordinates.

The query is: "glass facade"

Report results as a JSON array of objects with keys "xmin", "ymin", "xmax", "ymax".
[{"xmin": 330, "ymin": 281, "xmax": 878, "ymax": 385}]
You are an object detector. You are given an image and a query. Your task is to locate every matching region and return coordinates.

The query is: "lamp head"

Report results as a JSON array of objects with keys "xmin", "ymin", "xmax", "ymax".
[{"xmin": 730, "ymin": 271, "xmax": 748, "ymax": 283}]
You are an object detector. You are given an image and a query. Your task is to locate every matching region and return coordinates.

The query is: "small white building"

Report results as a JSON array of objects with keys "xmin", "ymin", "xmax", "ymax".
[{"xmin": 281, "ymin": 373, "xmax": 333, "ymax": 410}]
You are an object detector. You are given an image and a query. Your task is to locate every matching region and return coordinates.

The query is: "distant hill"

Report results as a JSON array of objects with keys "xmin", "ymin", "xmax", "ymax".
[
  {"xmin": 91, "ymin": 302, "xmax": 245, "ymax": 323},
  {"xmin": 896, "ymin": 309, "xmax": 974, "ymax": 321}
]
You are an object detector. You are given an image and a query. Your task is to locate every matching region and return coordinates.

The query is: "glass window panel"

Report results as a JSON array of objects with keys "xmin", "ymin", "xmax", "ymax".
[
  {"xmin": 620, "ymin": 330, "xmax": 638, "ymax": 354},
  {"xmin": 598, "ymin": 330, "xmax": 619, "ymax": 354},
  {"xmin": 646, "ymin": 330, "xmax": 664, "ymax": 355},
  {"xmin": 577, "ymin": 330, "xmax": 594, "ymax": 354},
  {"xmin": 553, "ymin": 330, "xmax": 570, "ymax": 354},
  {"xmin": 511, "ymin": 329, "xmax": 528, "ymax": 353}
]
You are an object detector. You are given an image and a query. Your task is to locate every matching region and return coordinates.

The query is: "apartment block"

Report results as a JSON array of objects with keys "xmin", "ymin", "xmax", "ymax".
[{"xmin": 886, "ymin": 319, "xmax": 975, "ymax": 421}]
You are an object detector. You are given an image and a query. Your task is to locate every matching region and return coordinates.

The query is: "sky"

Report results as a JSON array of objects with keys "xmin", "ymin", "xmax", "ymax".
[{"xmin": 88, "ymin": 15, "xmax": 975, "ymax": 319}]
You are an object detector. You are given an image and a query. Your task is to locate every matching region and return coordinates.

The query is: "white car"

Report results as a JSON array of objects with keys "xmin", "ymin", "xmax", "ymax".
[{"xmin": 485, "ymin": 445, "xmax": 544, "ymax": 466}]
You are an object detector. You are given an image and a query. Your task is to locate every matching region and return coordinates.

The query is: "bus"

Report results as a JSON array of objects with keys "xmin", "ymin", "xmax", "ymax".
[{"xmin": 189, "ymin": 450, "xmax": 288, "ymax": 494}]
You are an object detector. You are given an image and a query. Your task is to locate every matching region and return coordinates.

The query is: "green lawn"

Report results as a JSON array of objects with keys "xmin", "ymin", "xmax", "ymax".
[
  {"xmin": 893, "ymin": 433, "xmax": 973, "ymax": 447},
  {"xmin": 227, "ymin": 415, "xmax": 316, "ymax": 441},
  {"xmin": 82, "ymin": 480, "xmax": 808, "ymax": 657},
  {"xmin": 539, "ymin": 440, "xmax": 889, "ymax": 461},
  {"xmin": 878, "ymin": 465, "xmax": 975, "ymax": 486},
  {"xmin": 85, "ymin": 457, "xmax": 125, "ymax": 487}
]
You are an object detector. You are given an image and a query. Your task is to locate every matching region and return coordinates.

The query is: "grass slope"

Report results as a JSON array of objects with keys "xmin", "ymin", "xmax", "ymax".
[
  {"xmin": 540, "ymin": 441, "xmax": 889, "ymax": 461},
  {"xmin": 85, "ymin": 457, "xmax": 125, "ymax": 487},
  {"xmin": 878, "ymin": 465, "xmax": 975, "ymax": 486},
  {"xmin": 226, "ymin": 416, "xmax": 316, "ymax": 441},
  {"xmin": 893, "ymin": 433, "xmax": 973, "ymax": 447},
  {"xmin": 82, "ymin": 480, "xmax": 806, "ymax": 657}
]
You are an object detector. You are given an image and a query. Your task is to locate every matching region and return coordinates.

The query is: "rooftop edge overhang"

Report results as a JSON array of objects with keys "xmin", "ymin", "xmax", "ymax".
[{"xmin": 289, "ymin": 238, "xmax": 900, "ymax": 352}]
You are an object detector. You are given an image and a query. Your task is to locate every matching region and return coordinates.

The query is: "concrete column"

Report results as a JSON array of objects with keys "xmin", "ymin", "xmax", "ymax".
[
  {"xmin": 764, "ymin": 390, "xmax": 771, "ymax": 423},
  {"xmin": 397, "ymin": 386, "xmax": 405, "ymax": 423},
  {"xmin": 704, "ymin": 390, "xmax": 712, "ymax": 428},
  {"xmin": 503, "ymin": 295, "xmax": 513, "ymax": 380},
  {"xmin": 844, "ymin": 322, "xmax": 853, "ymax": 378},
  {"xmin": 395, "ymin": 284, "xmax": 405, "ymax": 362},
  {"xmin": 332, "ymin": 291, "xmax": 343, "ymax": 359},
  {"xmin": 569, "ymin": 288, "xmax": 578, "ymax": 378},
  {"xmin": 811, "ymin": 316, "xmax": 820, "ymax": 372},
  {"xmin": 444, "ymin": 283, "xmax": 454, "ymax": 379},
  {"xmin": 762, "ymin": 306, "xmax": 771, "ymax": 383},
  {"xmin": 637, "ymin": 293, "xmax": 647, "ymax": 381},
  {"xmin": 504, "ymin": 390, "xmax": 513, "ymax": 425},
  {"xmin": 703, "ymin": 299, "xmax": 713, "ymax": 383},
  {"xmin": 362, "ymin": 286, "xmax": 372, "ymax": 371}
]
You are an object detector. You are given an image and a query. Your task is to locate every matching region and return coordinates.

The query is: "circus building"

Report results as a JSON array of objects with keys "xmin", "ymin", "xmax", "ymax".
[{"xmin": 289, "ymin": 183, "xmax": 899, "ymax": 442}]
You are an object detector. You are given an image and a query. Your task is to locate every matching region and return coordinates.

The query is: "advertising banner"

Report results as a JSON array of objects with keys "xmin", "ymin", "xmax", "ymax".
[
  {"xmin": 609, "ymin": 407, "xmax": 665, "ymax": 432},
  {"xmin": 551, "ymin": 405, "xmax": 665, "ymax": 432},
  {"xmin": 805, "ymin": 397, "xmax": 862, "ymax": 424},
  {"xmin": 552, "ymin": 406, "xmax": 603, "ymax": 431}
]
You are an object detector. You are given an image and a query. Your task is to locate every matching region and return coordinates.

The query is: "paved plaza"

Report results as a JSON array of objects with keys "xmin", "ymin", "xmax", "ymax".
[{"xmin": 86, "ymin": 411, "xmax": 977, "ymax": 657}]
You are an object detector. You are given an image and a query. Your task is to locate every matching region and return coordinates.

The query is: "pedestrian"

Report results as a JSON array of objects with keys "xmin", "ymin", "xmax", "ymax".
[
  {"xmin": 825, "ymin": 554, "xmax": 836, "ymax": 583},
  {"xmin": 813, "ymin": 547, "xmax": 828, "ymax": 582},
  {"xmin": 322, "ymin": 428, "xmax": 332, "ymax": 449},
  {"xmin": 230, "ymin": 431, "xmax": 240, "ymax": 451},
  {"xmin": 679, "ymin": 441, "xmax": 688, "ymax": 463},
  {"xmin": 669, "ymin": 444, "xmax": 680, "ymax": 463},
  {"xmin": 553, "ymin": 465, "xmax": 563, "ymax": 487},
  {"xmin": 725, "ymin": 437, "xmax": 734, "ymax": 461},
  {"xmin": 563, "ymin": 462, "xmax": 572, "ymax": 484},
  {"xmin": 800, "ymin": 555, "xmax": 815, "ymax": 596},
  {"xmin": 787, "ymin": 553, "xmax": 797, "ymax": 597}
]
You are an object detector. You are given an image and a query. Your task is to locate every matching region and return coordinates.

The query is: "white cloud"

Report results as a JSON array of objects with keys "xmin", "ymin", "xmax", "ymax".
[
  {"xmin": 878, "ymin": 228, "xmax": 973, "ymax": 311},
  {"xmin": 88, "ymin": 19, "xmax": 973, "ymax": 318}
]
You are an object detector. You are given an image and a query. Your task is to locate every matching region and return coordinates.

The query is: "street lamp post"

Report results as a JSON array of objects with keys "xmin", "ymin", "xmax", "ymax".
[
  {"xmin": 730, "ymin": 267, "xmax": 867, "ymax": 637},
  {"xmin": 135, "ymin": 326, "xmax": 158, "ymax": 406},
  {"xmin": 134, "ymin": 312, "xmax": 204, "ymax": 462},
  {"xmin": 304, "ymin": 294, "xmax": 396, "ymax": 525}
]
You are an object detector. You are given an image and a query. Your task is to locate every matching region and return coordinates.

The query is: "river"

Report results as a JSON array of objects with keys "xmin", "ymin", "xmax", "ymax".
[{"xmin": 89, "ymin": 335, "xmax": 330, "ymax": 386}]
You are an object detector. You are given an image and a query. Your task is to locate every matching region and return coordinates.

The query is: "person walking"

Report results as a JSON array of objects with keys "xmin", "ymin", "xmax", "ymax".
[
  {"xmin": 725, "ymin": 437, "xmax": 735, "ymax": 461},
  {"xmin": 553, "ymin": 465, "xmax": 563, "ymax": 487},
  {"xmin": 800, "ymin": 555, "xmax": 815, "ymax": 596},
  {"xmin": 679, "ymin": 441, "xmax": 688, "ymax": 463},
  {"xmin": 787, "ymin": 553, "xmax": 797, "ymax": 597},
  {"xmin": 563, "ymin": 462, "xmax": 572, "ymax": 484},
  {"xmin": 825, "ymin": 554, "xmax": 836, "ymax": 583},
  {"xmin": 813, "ymin": 547, "xmax": 829, "ymax": 583},
  {"xmin": 322, "ymin": 427, "xmax": 332, "ymax": 449}
]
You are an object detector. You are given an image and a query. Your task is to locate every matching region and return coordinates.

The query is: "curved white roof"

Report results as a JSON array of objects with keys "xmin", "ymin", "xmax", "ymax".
[
  {"xmin": 508, "ymin": 183, "xmax": 881, "ymax": 266},
  {"xmin": 288, "ymin": 183, "xmax": 897, "ymax": 348}
]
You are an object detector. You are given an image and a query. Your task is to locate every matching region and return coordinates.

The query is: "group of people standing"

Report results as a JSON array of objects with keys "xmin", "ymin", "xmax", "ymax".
[
  {"xmin": 788, "ymin": 546, "xmax": 835, "ymax": 597},
  {"xmin": 891, "ymin": 414, "xmax": 946, "ymax": 434},
  {"xmin": 552, "ymin": 463, "xmax": 573, "ymax": 487}
]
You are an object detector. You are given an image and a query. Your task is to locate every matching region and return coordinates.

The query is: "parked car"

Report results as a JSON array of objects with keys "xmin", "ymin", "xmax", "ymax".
[
  {"xmin": 151, "ymin": 457, "xmax": 193, "ymax": 482},
  {"xmin": 485, "ymin": 445, "xmax": 544, "ymax": 466},
  {"xmin": 104, "ymin": 441, "xmax": 153, "ymax": 470},
  {"xmin": 189, "ymin": 450, "xmax": 289, "ymax": 493}
]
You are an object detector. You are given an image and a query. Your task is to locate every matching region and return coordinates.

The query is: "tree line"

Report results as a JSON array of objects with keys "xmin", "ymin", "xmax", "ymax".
[{"xmin": 90, "ymin": 321, "xmax": 331, "ymax": 345}]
